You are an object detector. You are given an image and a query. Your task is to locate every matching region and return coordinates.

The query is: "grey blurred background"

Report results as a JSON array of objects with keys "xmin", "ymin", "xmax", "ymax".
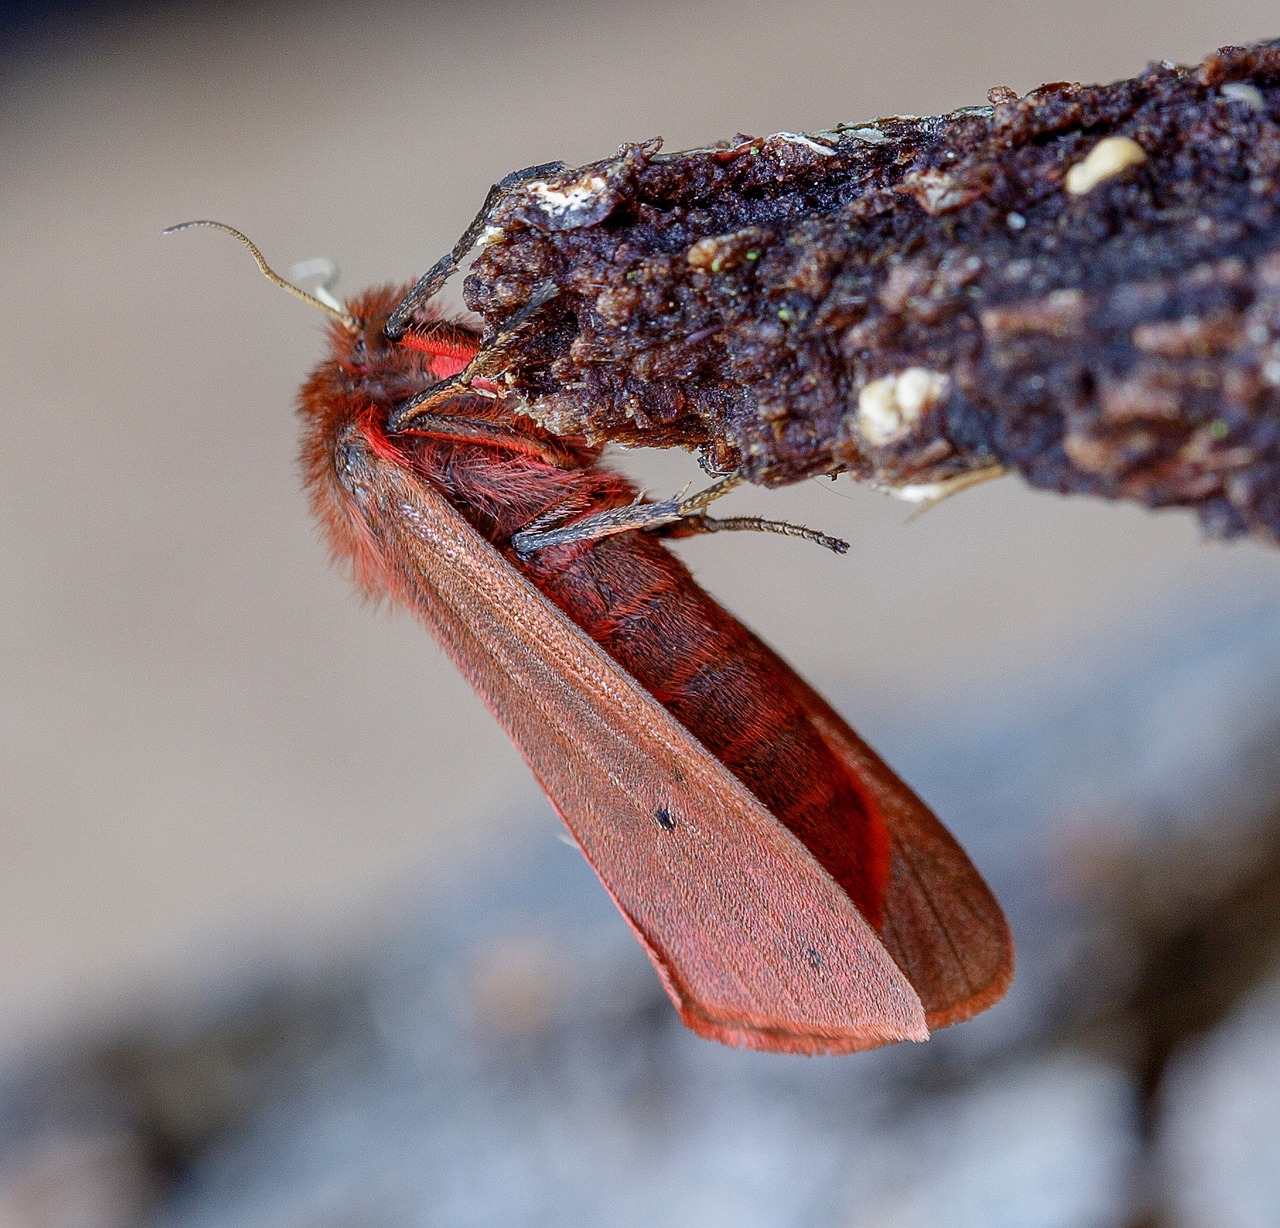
[{"xmin": 5, "ymin": 4, "xmax": 1280, "ymax": 1225}]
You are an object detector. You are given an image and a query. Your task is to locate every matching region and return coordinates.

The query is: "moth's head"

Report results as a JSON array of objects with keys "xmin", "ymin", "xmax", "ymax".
[
  {"xmin": 305, "ymin": 283, "xmax": 427, "ymax": 411},
  {"xmin": 163, "ymin": 221, "xmax": 438, "ymax": 592},
  {"xmin": 315, "ymin": 283, "xmax": 417, "ymax": 368}
]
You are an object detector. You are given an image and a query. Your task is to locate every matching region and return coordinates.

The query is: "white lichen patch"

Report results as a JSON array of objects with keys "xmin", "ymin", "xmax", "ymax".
[
  {"xmin": 686, "ymin": 236, "xmax": 723, "ymax": 269},
  {"xmin": 883, "ymin": 464, "xmax": 1005, "ymax": 505},
  {"xmin": 814, "ymin": 124, "xmax": 894, "ymax": 145},
  {"xmin": 1220, "ymin": 82, "xmax": 1266, "ymax": 110},
  {"xmin": 526, "ymin": 174, "xmax": 609, "ymax": 218},
  {"xmin": 685, "ymin": 228, "xmax": 765, "ymax": 273},
  {"xmin": 855, "ymin": 368, "xmax": 950, "ymax": 446},
  {"xmin": 770, "ymin": 132, "xmax": 835, "ymax": 156},
  {"xmin": 1064, "ymin": 136, "xmax": 1147, "ymax": 195},
  {"xmin": 894, "ymin": 368, "xmax": 949, "ymax": 417}
]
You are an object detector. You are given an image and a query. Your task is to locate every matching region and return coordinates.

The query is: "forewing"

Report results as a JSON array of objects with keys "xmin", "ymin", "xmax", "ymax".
[
  {"xmin": 784, "ymin": 672, "xmax": 1014, "ymax": 1028},
  {"xmin": 380, "ymin": 470, "xmax": 927, "ymax": 1053}
]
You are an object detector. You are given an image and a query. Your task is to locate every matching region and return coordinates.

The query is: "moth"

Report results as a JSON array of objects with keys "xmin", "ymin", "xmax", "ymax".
[{"xmin": 168, "ymin": 220, "xmax": 1012, "ymax": 1053}]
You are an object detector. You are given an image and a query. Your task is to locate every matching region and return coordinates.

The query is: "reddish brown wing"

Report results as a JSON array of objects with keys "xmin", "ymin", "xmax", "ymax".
[
  {"xmin": 785, "ymin": 671, "xmax": 1014, "ymax": 1028},
  {"xmin": 377, "ymin": 461, "xmax": 927, "ymax": 1054}
]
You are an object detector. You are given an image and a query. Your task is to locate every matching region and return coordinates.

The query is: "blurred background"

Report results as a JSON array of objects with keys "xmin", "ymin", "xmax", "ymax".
[{"xmin": 4, "ymin": 2, "xmax": 1280, "ymax": 1225}]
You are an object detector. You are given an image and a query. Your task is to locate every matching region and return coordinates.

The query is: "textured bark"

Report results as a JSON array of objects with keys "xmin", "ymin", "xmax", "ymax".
[{"xmin": 460, "ymin": 39, "xmax": 1280, "ymax": 542}]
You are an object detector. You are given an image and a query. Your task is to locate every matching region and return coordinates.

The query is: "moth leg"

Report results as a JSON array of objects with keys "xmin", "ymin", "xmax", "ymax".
[
  {"xmin": 666, "ymin": 477, "xmax": 850, "ymax": 553},
  {"xmin": 387, "ymin": 280, "xmax": 559, "ymax": 433},
  {"xmin": 393, "ymin": 411, "xmax": 587, "ymax": 467},
  {"xmin": 512, "ymin": 477, "xmax": 849, "ymax": 557},
  {"xmin": 675, "ymin": 512, "xmax": 850, "ymax": 555},
  {"xmin": 385, "ymin": 161, "xmax": 566, "ymax": 339}
]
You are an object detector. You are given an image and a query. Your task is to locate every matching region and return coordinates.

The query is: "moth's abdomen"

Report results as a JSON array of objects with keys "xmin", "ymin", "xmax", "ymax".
[{"xmin": 531, "ymin": 531, "xmax": 892, "ymax": 927}]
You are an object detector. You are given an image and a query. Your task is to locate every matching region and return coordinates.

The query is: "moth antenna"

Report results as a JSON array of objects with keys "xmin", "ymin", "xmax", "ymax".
[
  {"xmin": 162, "ymin": 219, "xmax": 357, "ymax": 331},
  {"xmin": 287, "ymin": 256, "xmax": 346, "ymax": 316}
]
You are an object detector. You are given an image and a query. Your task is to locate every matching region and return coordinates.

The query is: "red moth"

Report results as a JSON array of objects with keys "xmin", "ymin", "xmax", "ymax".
[{"xmin": 169, "ymin": 222, "xmax": 1012, "ymax": 1054}]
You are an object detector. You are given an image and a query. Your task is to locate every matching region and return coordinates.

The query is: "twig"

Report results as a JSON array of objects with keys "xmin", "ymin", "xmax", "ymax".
[{"xmin": 444, "ymin": 39, "xmax": 1280, "ymax": 543}]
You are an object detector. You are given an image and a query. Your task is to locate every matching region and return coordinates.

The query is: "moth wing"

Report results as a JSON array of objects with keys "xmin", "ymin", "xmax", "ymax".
[
  {"xmin": 784, "ymin": 670, "xmax": 1014, "ymax": 1029},
  {"xmin": 386, "ymin": 475, "xmax": 926, "ymax": 1053}
]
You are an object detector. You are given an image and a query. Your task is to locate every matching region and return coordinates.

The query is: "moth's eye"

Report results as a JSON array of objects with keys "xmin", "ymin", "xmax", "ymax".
[{"xmin": 341, "ymin": 328, "xmax": 369, "ymax": 372}]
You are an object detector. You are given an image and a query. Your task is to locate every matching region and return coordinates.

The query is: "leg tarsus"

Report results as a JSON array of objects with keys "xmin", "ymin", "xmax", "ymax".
[
  {"xmin": 677, "ymin": 513, "xmax": 849, "ymax": 555},
  {"xmin": 511, "ymin": 475, "xmax": 848, "ymax": 558}
]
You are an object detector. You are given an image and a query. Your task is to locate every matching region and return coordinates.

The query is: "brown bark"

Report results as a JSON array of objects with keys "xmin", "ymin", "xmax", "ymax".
[{"xmin": 454, "ymin": 39, "xmax": 1280, "ymax": 542}]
